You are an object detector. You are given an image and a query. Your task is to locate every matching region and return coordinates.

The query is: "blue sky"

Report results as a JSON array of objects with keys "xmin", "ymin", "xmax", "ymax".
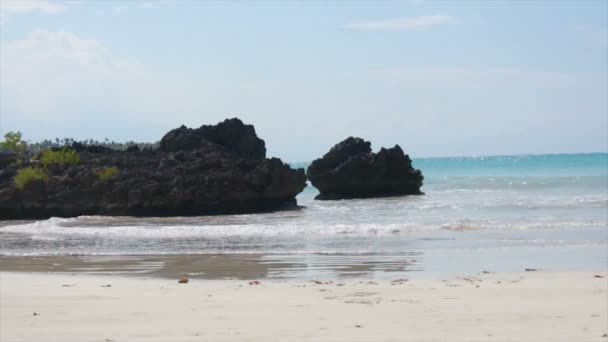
[{"xmin": 1, "ymin": 0, "xmax": 606, "ymax": 161}]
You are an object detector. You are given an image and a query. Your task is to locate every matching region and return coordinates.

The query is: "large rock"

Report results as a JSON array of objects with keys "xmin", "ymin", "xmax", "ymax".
[
  {"xmin": 160, "ymin": 118, "xmax": 266, "ymax": 159},
  {"xmin": 0, "ymin": 152, "xmax": 15, "ymax": 169},
  {"xmin": 307, "ymin": 137, "xmax": 423, "ymax": 200},
  {"xmin": 0, "ymin": 118, "xmax": 306, "ymax": 219}
]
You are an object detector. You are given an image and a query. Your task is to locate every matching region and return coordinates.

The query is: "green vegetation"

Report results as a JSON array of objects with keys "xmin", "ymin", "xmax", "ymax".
[
  {"xmin": 14, "ymin": 167, "xmax": 48, "ymax": 190},
  {"xmin": 0, "ymin": 131, "xmax": 29, "ymax": 165},
  {"xmin": 2, "ymin": 131, "xmax": 143, "ymax": 190},
  {"xmin": 40, "ymin": 148, "xmax": 80, "ymax": 167},
  {"xmin": 28, "ymin": 138, "xmax": 159, "ymax": 153},
  {"xmin": 95, "ymin": 166, "xmax": 118, "ymax": 180},
  {"xmin": 2, "ymin": 131, "xmax": 159, "ymax": 156},
  {"xmin": 0, "ymin": 131, "xmax": 26, "ymax": 152}
]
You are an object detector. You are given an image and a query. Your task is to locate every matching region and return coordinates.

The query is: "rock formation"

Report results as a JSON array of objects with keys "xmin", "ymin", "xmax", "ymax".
[
  {"xmin": 0, "ymin": 118, "xmax": 307, "ymax": 219},
  {"xmin": 307, "ymin": 137, "xmax": 423, "ymax": 200}
]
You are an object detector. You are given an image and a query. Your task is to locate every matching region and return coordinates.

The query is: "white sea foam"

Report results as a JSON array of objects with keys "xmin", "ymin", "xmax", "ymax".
[{"xmin": 1, "ymin": 216, "xmax": 605, "ymax": 241}]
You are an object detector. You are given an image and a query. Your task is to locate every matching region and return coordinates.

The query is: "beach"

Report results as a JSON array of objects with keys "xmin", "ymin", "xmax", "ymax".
[
  {"xmin": 1, "ymin": 154, "xmax": 606, "ymax": 341},
  {"xmin": 1, "ymin": 270, "xmax": 606, "ymax": 342},
  {"xmin": 2, "ymin": 0, "xmax": 607, "ymax": 340}
]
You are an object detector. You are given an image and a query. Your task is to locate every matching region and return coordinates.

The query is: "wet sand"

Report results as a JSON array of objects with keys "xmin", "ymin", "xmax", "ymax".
[
  {"xmin": 0, "ymin": 253, "xmax": 423, "ymax": 280},
  {"xmin": 1, "ymin": 243, "xmax": 605, "ymax": 281},
  {"xmin": 1, "ymin": 270, "xmax": 606, "ymax": 341}
]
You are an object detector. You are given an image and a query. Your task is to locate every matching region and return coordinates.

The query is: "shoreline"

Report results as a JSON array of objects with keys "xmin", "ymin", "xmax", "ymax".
[
  {"xmin": 1, "ymin": 240, "xmax": 605, "ymax": 281},
  {"xmin": 1, "ymin": 270, "xmax": 606, "ymax": 341}
]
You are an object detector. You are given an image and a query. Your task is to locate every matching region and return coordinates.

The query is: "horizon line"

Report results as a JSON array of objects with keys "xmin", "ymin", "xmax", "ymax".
[{"xmin": 286, "ymin": 151, "xmax": 608, "ymax": 164}]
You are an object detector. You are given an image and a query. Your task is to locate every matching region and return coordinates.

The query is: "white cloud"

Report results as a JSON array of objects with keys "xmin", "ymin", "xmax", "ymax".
[
  {"xmin": 0, "ymin": 0, "xmax": 70, "ymax": 25},
  {"xmin": 9, "ymin": 30, "xmax": 112, "ymax": 62},
  {"xmin": 405, "ymin": 0, "xmax": 425, "ymax": 5},
  {"xmin": 571, "ymin": 25, "xmax": 607, "ymax": 47},
  {"xmin": 346, "ymin": 14, "xmax": 453, "ymax": 31},
  {"xmin": 1, "ymin": 30, "xmax": 121, "ymax": 116},
  {"xmin": 0, "ymin": 0, "xmax": 66, "ymax": 14},
  {"xmin": 0, "ymin": 30, "xmax": 196, "ymax": 129},
  {"xmin": 367, "ymin": 66, "xmax": 606, "ymax": 157},
  {"xmin": 111, "ymin": 0, "xmax": 175, "ymax": 14},
  {"xmin": 140, "ymin": 0, "xmax": 176, "ymax": 9},
  {"xmin": 113, "ymin": 5, "xmax": 128, "ymax": 14},
  {"xmin": 371, "ymin": 67, "xmax": 598, "ymax": 89}
]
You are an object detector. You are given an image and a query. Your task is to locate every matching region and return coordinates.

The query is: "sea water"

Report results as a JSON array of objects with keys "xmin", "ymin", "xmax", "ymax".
[{"xmin": 0, "ymin": 153, "xmax": 606, "ymax": 278}]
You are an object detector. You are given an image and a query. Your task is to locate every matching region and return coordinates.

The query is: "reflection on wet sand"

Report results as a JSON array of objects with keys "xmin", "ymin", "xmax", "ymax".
[{"xmin": 0, "ymin": 253, "xmax": 423, "ymax": 280}]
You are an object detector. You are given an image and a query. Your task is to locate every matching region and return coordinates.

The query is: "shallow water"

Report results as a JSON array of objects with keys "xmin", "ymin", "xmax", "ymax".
[{"xmin": 0, "ymin": 153, "xmax": 606, "ymax": 278}]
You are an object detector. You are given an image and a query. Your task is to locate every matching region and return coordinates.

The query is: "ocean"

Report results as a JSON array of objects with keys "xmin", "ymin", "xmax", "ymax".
[{"xmin": 1, "ymin": 153, "xmax": 606, "ymax": 279}]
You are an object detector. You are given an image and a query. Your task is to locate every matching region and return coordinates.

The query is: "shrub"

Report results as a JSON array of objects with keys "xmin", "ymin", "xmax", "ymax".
[
  {"xmin": 0, "ymin": 131, "xmax": 26, "ymax": 153},
  {"xmin": 40, "ymin": 148, "xmax": 80, "ymax": 167},
  {"xmin": 14, "ymin": 167, "xmax": 48, "ymax": 190},
  {"xmin": 1, "ymin": 131, "xmax": 29, "ymax": 165},
  {"xmin": 95, "ymin": 166, "xmax": 118, "ymax": 181}
]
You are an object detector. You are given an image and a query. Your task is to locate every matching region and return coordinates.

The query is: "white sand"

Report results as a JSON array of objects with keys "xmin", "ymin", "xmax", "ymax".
[{"xmin": 1, "ymin": 271, "xmax": 606, "ymax": 342}]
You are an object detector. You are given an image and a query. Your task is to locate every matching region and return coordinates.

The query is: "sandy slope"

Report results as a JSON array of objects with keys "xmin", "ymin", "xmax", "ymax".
[{"xmin": 1, "ymin": 271, "xmax": 606, "ymax": 342}]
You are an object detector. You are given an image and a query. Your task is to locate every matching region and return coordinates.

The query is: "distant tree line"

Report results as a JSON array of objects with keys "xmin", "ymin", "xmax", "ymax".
[
  {"xmin": 1, "ymin": 133, "xmax": 159, "ymax": 154},
  {"xmin": 2, "ymin": 131, "xmax": 143, "ymax": 189}
]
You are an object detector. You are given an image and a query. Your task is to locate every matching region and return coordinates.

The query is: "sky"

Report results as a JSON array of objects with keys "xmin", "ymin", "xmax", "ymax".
[{"xmin": 0, "ymin": 0, "xmax": 606, "ymax": 162}]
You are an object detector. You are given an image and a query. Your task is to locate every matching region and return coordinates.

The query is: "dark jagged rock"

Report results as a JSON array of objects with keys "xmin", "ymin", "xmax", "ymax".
[
  {"xmin": 0, "ymin": 152, "xmax": 15, "ymax": 169},
  {"xmin": 0, "ymin": 118, "xmax": 306, "ymax": 219},
  {"xmin": 307, "ymin": 137, "xmax": 423, "ymax": 200},
  {"xmin": 160, "ymin": 118, "xmax": 266, "ymax": 159}
]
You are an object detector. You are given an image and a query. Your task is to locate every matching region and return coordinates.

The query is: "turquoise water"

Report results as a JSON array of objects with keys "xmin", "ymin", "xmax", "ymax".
[
  {"xmin": 0, "ymin": 153, "xmax": 606, "ymax": 276},
  {"xmin": 294, "ymin": 152, "xmax": 608, "ymax": 193}
]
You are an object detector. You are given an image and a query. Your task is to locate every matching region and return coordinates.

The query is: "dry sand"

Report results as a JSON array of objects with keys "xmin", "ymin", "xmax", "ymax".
[{"xmin": 1, "ymin": 271, "xmax": 606, "ymax": 342}]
